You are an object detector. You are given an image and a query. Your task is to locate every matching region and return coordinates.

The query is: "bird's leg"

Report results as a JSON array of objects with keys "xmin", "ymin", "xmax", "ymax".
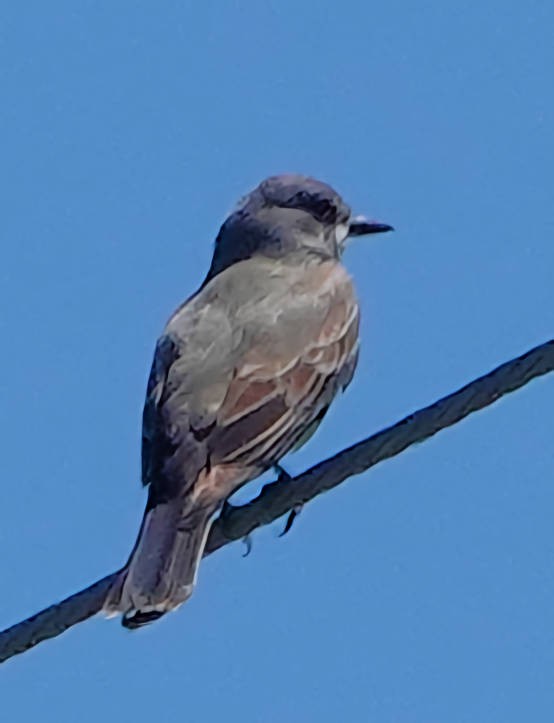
[
  {"xmin": 219, "ymin": 498, "xmax": 236, "ymax": 519},
  {"xmin": 273, "ymin": 463, "xmax": 292, "ymax": 482},
  {"xmin": 272, "ymin": 464, "xmax": 303, "ymax": 537}
]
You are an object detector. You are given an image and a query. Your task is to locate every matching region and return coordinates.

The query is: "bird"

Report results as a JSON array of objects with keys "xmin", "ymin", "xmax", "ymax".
[{"xmin": 103, "ymin": 174, "xmax": 392, "ymax": 628}]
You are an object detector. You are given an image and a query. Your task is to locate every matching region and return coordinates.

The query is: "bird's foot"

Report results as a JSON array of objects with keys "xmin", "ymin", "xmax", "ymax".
[
  {"xmin": 272, "ymin": 464, "xmax": 303, "ymax": 536},
  {"xmin": 278, "ymin": 504, "xmax": 304, "ymax": 537},
  {"xmin": 241, "ymin": 534, "xmax": 253, "ymax": 557}
]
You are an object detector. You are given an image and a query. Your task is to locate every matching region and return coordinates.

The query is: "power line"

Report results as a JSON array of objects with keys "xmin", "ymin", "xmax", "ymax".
[{"xmin": 1, "ymin": 339, "xmax": 552, "ymax": 664}]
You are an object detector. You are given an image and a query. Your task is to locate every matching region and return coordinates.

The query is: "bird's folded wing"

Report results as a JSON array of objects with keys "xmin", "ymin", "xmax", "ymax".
[{"xmin": 142, "ymin": 258, "xmax": 359, "ymax": 505}]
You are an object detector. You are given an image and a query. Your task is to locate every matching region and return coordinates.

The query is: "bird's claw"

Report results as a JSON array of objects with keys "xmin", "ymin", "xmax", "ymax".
[
  {"xmin": 278, "ymin": 504, "xmax": 303, "ymax": 537},
  {"xmin": 241, "ymin": 534, "xmax": 253, "ymax": 557}
]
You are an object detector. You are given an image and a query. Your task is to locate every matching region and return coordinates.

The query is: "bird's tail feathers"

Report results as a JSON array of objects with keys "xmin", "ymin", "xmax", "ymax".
[{"xmin": 103, "ymin": 497, "xmax": 214, "ymax": 628}]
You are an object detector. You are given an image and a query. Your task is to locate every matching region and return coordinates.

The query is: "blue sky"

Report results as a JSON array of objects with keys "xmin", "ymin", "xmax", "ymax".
[{"xmin": 1, "ymin": 1, "xmax": 553, "ymax": 720}]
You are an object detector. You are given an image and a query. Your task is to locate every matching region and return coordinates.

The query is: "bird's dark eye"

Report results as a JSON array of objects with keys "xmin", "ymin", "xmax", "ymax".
[{"xmin": 290, "ymin": 192, "xmax": 337, "ymax": 223}]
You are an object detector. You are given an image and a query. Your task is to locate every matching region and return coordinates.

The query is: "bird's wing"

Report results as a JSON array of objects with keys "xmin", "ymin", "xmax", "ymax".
[
  {"xmin": 142, "ymin": 256, "xmax": 359, "ymax": 508},
  {"xmin": 207, "ymin": 258, "xmax": 359, "ymax": 469},
  {"xmin": 141, "ymin": 296, "xmax": 235, "ymax": 504}
]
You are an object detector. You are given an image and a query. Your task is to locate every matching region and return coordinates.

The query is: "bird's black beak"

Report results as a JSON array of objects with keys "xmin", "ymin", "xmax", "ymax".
[{"xmin": 348, "ymin": 215, "xmax": 394, "ymax": 237}]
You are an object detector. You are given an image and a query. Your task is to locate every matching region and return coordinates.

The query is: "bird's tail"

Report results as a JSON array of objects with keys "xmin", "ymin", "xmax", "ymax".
[{"xmin": 103, "ymin": 497, "xmax": 215, "ymax": 628}]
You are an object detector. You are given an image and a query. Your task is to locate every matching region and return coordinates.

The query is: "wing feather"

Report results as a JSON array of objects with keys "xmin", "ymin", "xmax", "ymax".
[{"xmin": 141, "ymin": 257, "xmax": 360, "ymax": 506}]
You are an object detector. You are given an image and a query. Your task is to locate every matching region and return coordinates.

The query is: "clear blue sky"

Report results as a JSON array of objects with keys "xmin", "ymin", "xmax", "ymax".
[{"xmin": 1, "ymin": 2, "xmax": 553, "ymax": 720}]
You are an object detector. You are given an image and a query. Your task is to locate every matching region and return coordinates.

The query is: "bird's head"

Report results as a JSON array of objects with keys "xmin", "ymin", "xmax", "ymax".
[{"xmin": 206, "ymin": 174, "xmax": 393, "ymax": 279}]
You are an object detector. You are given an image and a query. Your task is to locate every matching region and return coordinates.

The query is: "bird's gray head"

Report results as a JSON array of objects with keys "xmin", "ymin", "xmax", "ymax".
[{"xmin": 206, "ymin": 174, "xmax": 392, "ymax": 280}]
